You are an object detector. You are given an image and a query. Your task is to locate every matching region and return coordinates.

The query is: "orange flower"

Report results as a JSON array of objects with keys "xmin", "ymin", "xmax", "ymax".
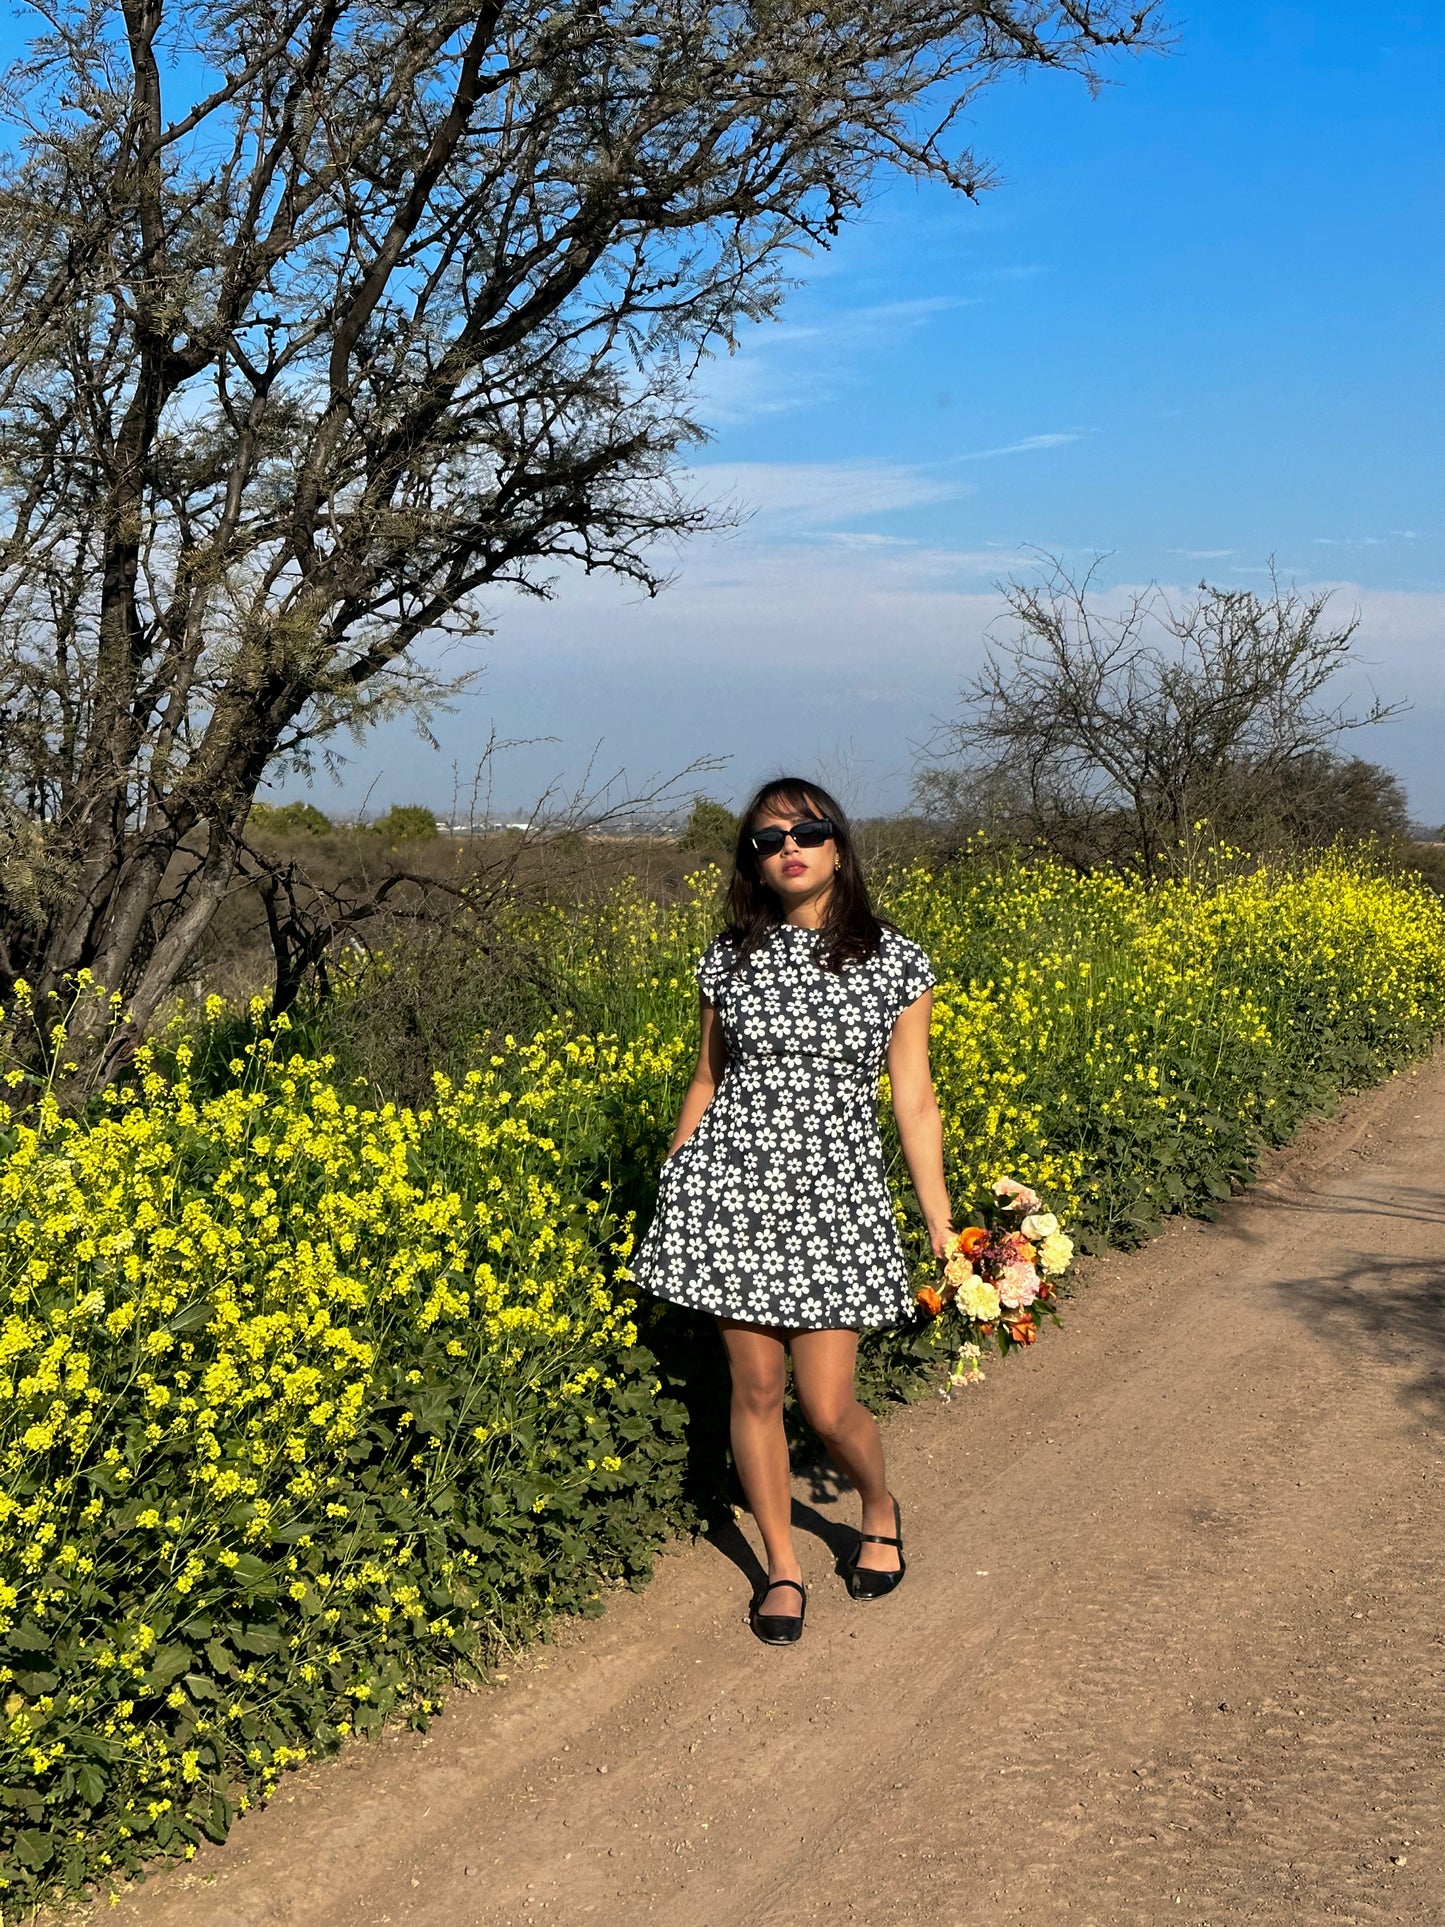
[
  {"xmin": 1004, "ymin": 1313, "xmax": 1038, "ymax": 1345},
  {"xmin": 916, "ymin": 1286, "xmax": 943, "ymax": 1318},
  {"xmin": 953, "ymin": 1226, "xmax": 988, "ymax": 1260}
]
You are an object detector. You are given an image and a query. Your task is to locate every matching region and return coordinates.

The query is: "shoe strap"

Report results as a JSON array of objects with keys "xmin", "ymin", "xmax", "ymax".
[
  {"xmin": 858, "ymin": 1532, "xmax": 901, "ymax": 1547},
  {"xmin": 758, "ymin": 1577, "xmax": 805, "ymax": 1599}
]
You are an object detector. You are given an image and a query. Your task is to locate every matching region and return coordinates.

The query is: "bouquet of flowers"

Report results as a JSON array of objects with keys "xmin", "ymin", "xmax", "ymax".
[{"xmin": 916, "ymin": 1175, "xmax": 1075, "ymax": 1360}]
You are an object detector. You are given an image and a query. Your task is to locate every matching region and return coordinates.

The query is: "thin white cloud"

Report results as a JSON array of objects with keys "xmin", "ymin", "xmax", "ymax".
[
  {"xmin": 808, "ymin": 294, "xmax": 972, "ymax": 337},
  {"xmin": 824, "ymin": 531, "xmax": 914, "ymax": 551},
  {"xmin": 949, "ymin": 432, "xmax": 1086, "ymax": 462},
  {"xmin": 688, "ymin": 445, "xmax": 1085, "ymax": 544},
  {"xmin": 974, "ymin": 263, "xmax": 1048, "ymax": 285},
  {"xmin": 691, "ymin": 294, "xmax": 971, "ymax": 427},
  {"xmin": 689, "ymin": 353, "xmax": 815, "ymax": 424},
  {"xmin": 750, "ymin": 294, "xmax": 974, "ymax": 352},
  {"xmin": 691, "ymin": 458, "xmax": 968, "ymax": 531},
  {"xmin": 1310, "ymin": 532, "xmax": 1430, "ymax": 549}
]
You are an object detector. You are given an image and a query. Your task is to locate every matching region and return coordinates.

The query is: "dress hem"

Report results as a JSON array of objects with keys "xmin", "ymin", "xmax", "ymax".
[{"xmin": 640, "ymin": 1285, "xmax": 916, "ymax": 1335}]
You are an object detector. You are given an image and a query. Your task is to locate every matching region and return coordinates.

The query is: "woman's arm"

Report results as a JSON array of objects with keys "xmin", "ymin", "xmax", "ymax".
[
  {"xmin": 886, "ymin": 991, "xmax": 952, "ymax": 1258},
  {"xmin": 665, "ymin": 996, "xmax": 728, "ymax": 1159}
]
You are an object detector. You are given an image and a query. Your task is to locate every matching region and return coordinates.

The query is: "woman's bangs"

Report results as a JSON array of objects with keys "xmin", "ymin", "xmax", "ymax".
[{"xmin": 751, "ymin": 784, "xmax": 827, "ymax": 828}]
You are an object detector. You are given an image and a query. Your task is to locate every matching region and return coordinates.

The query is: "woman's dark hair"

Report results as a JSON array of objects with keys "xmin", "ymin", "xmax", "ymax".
[{"xmin": 723, "ymin": 776, "xmax": 888, "ymax": 973}]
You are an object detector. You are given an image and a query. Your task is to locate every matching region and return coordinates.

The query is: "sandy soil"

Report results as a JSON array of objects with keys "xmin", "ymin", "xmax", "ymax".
[{"xmin": 112, "ymin": 1054, "xmax": 1445, "ymax": 1927}]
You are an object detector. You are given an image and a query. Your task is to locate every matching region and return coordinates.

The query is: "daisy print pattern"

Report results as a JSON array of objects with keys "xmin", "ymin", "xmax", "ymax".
[{"xmin": 633, "ymin": 924, "xmax": 936, "ymax": 1330}]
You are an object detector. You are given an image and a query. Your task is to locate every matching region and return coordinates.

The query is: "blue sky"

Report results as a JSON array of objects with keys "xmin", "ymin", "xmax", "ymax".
[
  {"xmin": 352, "ymin": 0, "xmax": 1442, "ymax": 823},
  {"xmin": 4, "ymin": 2, "xmax": 1440, "ymax": 820}
]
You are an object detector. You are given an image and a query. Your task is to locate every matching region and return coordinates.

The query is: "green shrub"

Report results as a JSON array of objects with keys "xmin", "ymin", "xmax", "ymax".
[
  {"xmin": 676, "ymin": 797, "xmax": 738, "ymax": 855},
  {"xmin": 368, "ymin": 805, "xmax": 440, "ymax": 841},
  {"xmin": 249, "ymin": 800, "xmax": 334, "ymax": 837}
]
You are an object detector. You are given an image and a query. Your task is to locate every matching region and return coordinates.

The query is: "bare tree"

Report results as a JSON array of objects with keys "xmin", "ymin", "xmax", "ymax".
[
  {"xmin": 921, "ymin": 557, "xmax": 1403, "ymax": 879},
  {"xmin": 0, "ymin": 0, "xmax": 1163, "ymax": 1083}
]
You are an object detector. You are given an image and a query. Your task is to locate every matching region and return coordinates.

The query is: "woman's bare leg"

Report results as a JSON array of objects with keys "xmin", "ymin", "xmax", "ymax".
[
  {"xmin": 788, "ymin": 1328, "xmax": 900, "ymax": 1574},
  {"xmin": 717, "ymin": 1319, "xmax": 801, "ymax": 1608}
]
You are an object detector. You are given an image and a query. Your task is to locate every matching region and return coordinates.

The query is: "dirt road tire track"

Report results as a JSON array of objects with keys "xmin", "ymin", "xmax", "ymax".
[{"xmin": 113, "ymin": 1054, "xmax": 1445, "ymax": 1926}]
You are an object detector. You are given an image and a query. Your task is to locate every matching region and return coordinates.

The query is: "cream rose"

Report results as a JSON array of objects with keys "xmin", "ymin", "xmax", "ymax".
[{"xmin": 1020, "ymin": 1211, "xmax": 1059, "ymax": 1241}]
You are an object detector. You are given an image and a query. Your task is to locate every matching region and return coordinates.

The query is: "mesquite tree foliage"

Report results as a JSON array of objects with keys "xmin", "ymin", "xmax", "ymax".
[{"xmin": 0, "ymin": 0, "xmax": 1158, "ymax": 1078}]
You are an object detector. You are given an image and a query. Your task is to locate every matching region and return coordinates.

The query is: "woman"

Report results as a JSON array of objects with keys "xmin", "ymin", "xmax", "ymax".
[{"xmin": 633, "ymin": 777, "xmax": 952, "ymax": 1645}]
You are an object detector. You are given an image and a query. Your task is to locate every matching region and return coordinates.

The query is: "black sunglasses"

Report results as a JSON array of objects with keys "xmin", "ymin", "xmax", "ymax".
[{"xmin": 749, "ymin": 816, "xmax": 836, "ymax": 857}]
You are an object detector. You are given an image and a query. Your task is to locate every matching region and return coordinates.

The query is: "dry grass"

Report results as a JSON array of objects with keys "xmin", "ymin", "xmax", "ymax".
[
  {"xmin": 186, "ymin": 830, "xmax": 710, "ymax": 1004},
  {"xmin": 188, "ymin": 815, "xmax": 951, "ymax": 1003}
]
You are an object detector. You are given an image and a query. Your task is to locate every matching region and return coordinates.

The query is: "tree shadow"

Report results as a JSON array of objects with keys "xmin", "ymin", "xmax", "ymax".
[
  {"xmin": 1267, "ymin": 1237, "xmax": 1445, "ymax": 1424},
  {"xmin": 793, "ymin": 1452, "xmax": 851, "ymax": 1511},
  {"xmin": 1257, "ymin": 1183, "xmax": 1445, "ymax": 1231}
]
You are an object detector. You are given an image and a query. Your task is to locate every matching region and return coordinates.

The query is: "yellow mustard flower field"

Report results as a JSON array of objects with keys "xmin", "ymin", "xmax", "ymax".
[{"xmin": 2, "ymin": 849, "xmax": 1444, "ymax": 1902}]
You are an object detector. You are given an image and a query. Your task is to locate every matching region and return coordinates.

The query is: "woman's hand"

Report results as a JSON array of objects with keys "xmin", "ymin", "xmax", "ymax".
[{"xmin": 928, "ymin": 1220, "xmax": 954, "ymax": 1262}]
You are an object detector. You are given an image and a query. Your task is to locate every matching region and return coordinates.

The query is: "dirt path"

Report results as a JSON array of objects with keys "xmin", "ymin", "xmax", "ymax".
[{"xmin": 115, "ymin": 1056, "xmax": 1445, "ymax": 1927}]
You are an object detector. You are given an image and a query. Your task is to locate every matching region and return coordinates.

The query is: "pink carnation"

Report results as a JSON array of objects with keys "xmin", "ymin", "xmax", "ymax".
[
  {"xmin": 996, "ymin": 1262, "xmax": 1040, "ymax": 1311},
  {"xmin": 993, "ymin": 1176, "xmax": 1042, "ymax": 1214}
]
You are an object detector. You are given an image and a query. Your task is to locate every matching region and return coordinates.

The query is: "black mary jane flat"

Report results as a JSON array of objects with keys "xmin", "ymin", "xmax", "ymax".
[
  {"xmin": 844, "ymin": 1495, "xmax": 906, "ymax": 1602},
  {"xmin": 749, "ymin": 1577, "xmax": 807, "ymax": 1645}
]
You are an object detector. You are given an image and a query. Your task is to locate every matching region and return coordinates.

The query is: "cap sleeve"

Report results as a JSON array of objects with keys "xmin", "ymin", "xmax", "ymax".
[
  {"xmin": 892, "ymin": 935, "xmax": 936, "ymax": 1016},
  {"xmin": 695, "ymin": 935, "xmax": 733, "ymax": 1004}
]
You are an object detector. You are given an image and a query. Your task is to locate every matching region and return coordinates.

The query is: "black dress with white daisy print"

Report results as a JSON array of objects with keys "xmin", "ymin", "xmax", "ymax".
[{"xmin": 633, "ymin": 923, "xmax": 936, "ymax": 1331}]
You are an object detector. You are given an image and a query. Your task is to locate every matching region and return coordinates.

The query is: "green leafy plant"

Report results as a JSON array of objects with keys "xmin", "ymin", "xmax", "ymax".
[
  {"xmin": 367, "ymin": 806, "xmax": 440, "ymax": 842},
  {"xmin": 248, "ymin": 801, "xmax": 334, "ymax": 838},
  {"xmin": 676, "ymin": 798, "xmax": 738, "ymax": 856}
]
